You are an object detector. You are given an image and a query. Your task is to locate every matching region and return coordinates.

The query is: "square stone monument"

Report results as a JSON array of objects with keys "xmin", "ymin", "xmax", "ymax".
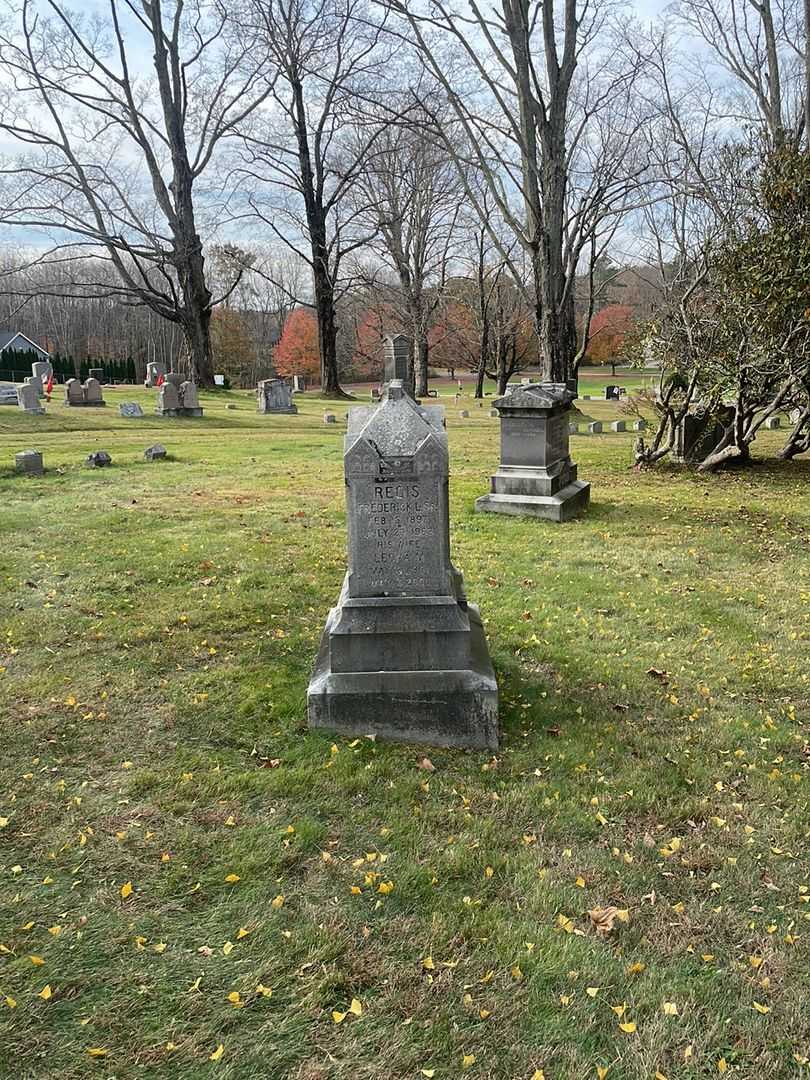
[
  {"xmin": 15, "ymin": 449, "xmax": 43, "ymax": 475},
  {"xmin": 382, "ymin": 334, "xmax": 412, "ymax": 390},
  {"xmin": 257, "ymin": 377, "xmax": 298, "ymax": 414},
  {"xmin": 307, "ymin": 380, "xmax": 499, "ymax": 749},
  {"xmin": 475, "ymin": 382, "xmax": 590, "ymax": 522}
]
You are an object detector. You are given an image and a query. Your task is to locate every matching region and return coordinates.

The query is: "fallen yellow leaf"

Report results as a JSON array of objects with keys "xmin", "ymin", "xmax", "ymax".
[
  {"xmin": 753, "ymin": 1001, "xmax": 771, "ymax": 1014},
  {"xmin": 224, "ymin": 874, "xmax": 240, "ymax": 883},
  {"xmin": 210, "ymin": 1044, "xmax": 224, "ymax": 1062},
  {"xmin": 462, "ymin": 1053, "xmax": 476, "ymax": 1069},
  {"xmin": 87, "ymin": 1049, "xmax": 108, "ymax": 1058},
  {"xmin": 662, "ymin": 1001, "xmax": 679, "ymax": 1016},
  {"xmin": 619, "ymin": 1021, "xmax": 637, "ymax": 1033},
  {"xmin": 349, "ymin": 998, "xmax": 362, "ymax": 1016},
  {"xmin": 38, "ymin": 985, "xmax": 52, "ymax": 1001},
  {"xmin": 120, "ymin": 882, "xmax": 133, "ymax": 899},
  {"xmin": 271, "ymin": 894, "xmax": 284, "ymax": 909}
]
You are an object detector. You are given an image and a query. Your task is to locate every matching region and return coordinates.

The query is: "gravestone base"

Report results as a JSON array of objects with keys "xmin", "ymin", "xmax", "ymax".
[
  {"xmin": 475, "ymin": 480, "xmax": 590, "ymax": 523},
  {"xmin": 155, "ymin": 406, "xmax": 203, "ymax": 418},
  {"xmin": 308, "ymin": 578, "xmax": 498, "ymax": 749},
  {"xmin": 66, "ymin": 400, "xmax": 106, "ymax": 407}
]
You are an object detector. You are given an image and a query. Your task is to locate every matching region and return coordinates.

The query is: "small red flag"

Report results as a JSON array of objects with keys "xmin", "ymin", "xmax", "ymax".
[
  {"xmin": 45, "ymin": 373, "xmax": 54, "ymax": 398},
  {"xmin": 156, "ymin": 372, "xmax": 165, "ymax": 387}
]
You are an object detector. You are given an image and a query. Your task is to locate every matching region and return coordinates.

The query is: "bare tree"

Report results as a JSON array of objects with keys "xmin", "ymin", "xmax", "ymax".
[
  {"xmin": 233, "ymin": 0, "xmax": 390, "ymax": 396},
  {"xmin": 0, "ymin": 0, "xmax": 272, "ymax": 385},
  {"xmin": 382, "ymin": 0, "xmax": 652, "ymax": 387},
  {"xmin": 353, "ymin": 106, "xmax": 462, "ymax": 396}
]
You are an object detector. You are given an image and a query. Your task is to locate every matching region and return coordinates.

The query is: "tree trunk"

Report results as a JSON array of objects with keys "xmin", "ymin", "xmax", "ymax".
[
  {"xmin": 475, "ymin": 352, "xmax": 486, "ymax": 398},
  {"xmin": 312, "ymin": 254, "xmax": 341, "ymax": 395},
  {"xmin": 177, "ymin": 245, "xmax": 215, "ymax": 386},
  {"xmin": 778, "ymin": 407, "xmax": 810, "ymax": 458},
  {"xmin": 414, "ymin": 330, "xmax": 429, "ymax": 397}
]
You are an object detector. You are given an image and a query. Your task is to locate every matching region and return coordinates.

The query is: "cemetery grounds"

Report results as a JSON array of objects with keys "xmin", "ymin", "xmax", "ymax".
[{"xmin": 0, "ymin": 379, "xmax": 808, "ymax": 1080}]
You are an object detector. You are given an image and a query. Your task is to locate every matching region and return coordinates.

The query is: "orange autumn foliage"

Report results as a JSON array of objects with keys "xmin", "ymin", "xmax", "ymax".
[{"xmin": 275, "ymin": 308, "xmax": 320, "ymax": 381}]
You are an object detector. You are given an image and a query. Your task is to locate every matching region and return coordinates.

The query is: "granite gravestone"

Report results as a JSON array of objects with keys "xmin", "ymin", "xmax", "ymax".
[
  {"xmin": 673, "ymin": 408, "xmax": 731, "ymax": 464},
  {"xmin": 64, "ymin": 378, "xmax": 106, "ymax": 406},
  {"xmin": 156, "ymin": 381, "xmax": 180, "ymax": 415},
  {"xmin": 0, "ymin": 383, "xmax": 18, "ymax": 406},
  {"xmin": 17, "ymin": 383, "xmax": 45, "ymax": 415},
  {"xmin": 166, "ymin": 372, "xmax": 184, "ymax": 388},
  {"xmin": 25, "ymin": 374, "xmax": 43, "ymax": 397},
  {"xmin": 307, "ymin": 380, "xmax": 498, "ymax": 749},
  {"xmin": 83, "ymin": 377, "xmax": 104, "ymax": 405},
  {"xmin": 155, "ymin": 381, "xmax": 203, "ymax": 417},
  {"xmin": 15, "ymin": 449, "xmax": 43, "ymax": 476},
  {"xmin": 257, "ymin": 377, "xmax": 298, "ymax": 414},
  {"xmin": 475, "ymin": 383, "xmax": 590, "ymax": 523},
  {"xmin": 144, "ymin": 443, "xmax": 167, "ymax": 461},
  {"xmin": 32, "ymin": 360, "xmax": 52, "ymax": 385},
  {"xmin": 610, "ymin": 420, "xmax": 626, "ymax": 432},
  {"xmin": 764, "ymin": 416, "xmax": 780, "ymax": 430},
  {"xmin": 292, "ymin": 375, "xmax": 306, "ymax": 392},
  {"xmin": 588, "ymin": 421, "xmax": 602, "ymax": 434},
  {"xmin": 64, "ymin": 379, "xmax": 84, "ymax": 405},
  {"xmin": 86, "ymin": 451, "xmax": 112, "ymax": 467},
  {"xmin": 179, "ymin": 381, "xmax": 203, "ymax": 416},
  {"xmin": 119, "ymin": 402, "xmax": 144, "ymax": 418}
]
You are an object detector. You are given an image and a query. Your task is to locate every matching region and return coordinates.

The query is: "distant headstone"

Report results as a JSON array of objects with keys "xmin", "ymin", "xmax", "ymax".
[
  {"xmin": 673, "ymin": 408, "xmax": 731, "ymax": 464},
  {"xmin": 324, "ymin": 412, "xmax": 337, "ymax": 424},
  {"xmin": 179, "ymin": 381, "xmax": 203, "ymax": 416},
  {"xmin": 581, "ymin": 395, "xmax": 591, "ymax": 400},
  {"xmin": 764, "ymin": 416, "xmax": 780, "ymax": 429},
  {"xmin": 65, "ymin": 378, "xmax": 84, "ymax": 405},
  {"xmin": 257, "ymin": 377, "xmax": 298, "ymax": 414},
  {"xmin": 475, "ymin": 382, "xmax": 590, "ymax": 522},
  {"xmin": 88, "ymin": 367, "xmax": 104, "ymax": 383},
  {"xmin": 307, "ymin": 380, "xmax": 498, "ymax": 749},
  {"xmin": 610, "ymin": 420, "xmax": 626, "ymax": 432},
  {"xmin": 64, "ymin": 377, "xmax": 106, "ymax": 406},
  {"xmin": 382, "ymin": 334, "xmax": 411, "ymax": 388},
  {"xmin": 83, "ymin": 378, "xmax": 104, "ymax": 404},
  {"xmin": 15, "ymin": 449, "xmax": 43, "ymax": 476},
  {"xmin": 214, "ymin": 374, "xmax": 225, "ymax": 386},
  {"xmin": 144, "ymin": 443, "xmax": 167, "ymax": 461},
  {"xmin": 86, "ymin": 451, "xmax": 112, "ymax": 468},
  {"xmin": 25, "ymin": 374, "xmax": 43, "ymax": 398},
  {"xmin": 605, "ymin": 385, "xmax": 621, "ymax": 400},
  {"xmin": 588, "ymin": 421, "xmax": 603, "ymax": 434},
  {"xmin": 489, "ymin": 409, "xmax": 498, "ymax": 418},
  {"xmin": 166, "ymin": 372, "xmax": 184, "ymax": 389},
  {"xmin": 371, "ymin": 387, "xmax": 381, "ymax": 401},
  {"xmin": 568, "ymin": 423, "xmax": 578, "ymax": 434},
  {"xmin": 144, "ymin": 361, "xmax": 166, "ymax": 387},
  {"xmin": 292, "ymin": 375, "xmax": 306, "ymax": 392},
  {"xmin": 632, "ymin": 419, "xmax": 647, "ymax": 432},
  {"xmin": 226, "ymin": 403, "xmax": 236, "ymax": 410},
  {"xmin": 17, "ymin": 383, "xmax": 45, "ymax": 415},
  {"xmin": 32, "ymin": 360, "xmax": 52, "ymax": 385},
  {"xmin": 459, "ymin": 409, "xmax": 469, "ymax": 418},
  {"xmin": 119, "ymin": 402, "xmax": 144, "ymax": 418},
  {"xmin": 156, "ymin": 381, "xmax": 180, "ymax": 415}
]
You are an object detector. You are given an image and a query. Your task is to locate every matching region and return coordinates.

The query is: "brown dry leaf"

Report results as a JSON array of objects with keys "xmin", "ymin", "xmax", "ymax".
[
  {"xmin": 417, "ymin": 757, "xmax": 436, "ymax": 772},
  {"xmin": 588, "ymin": 907, "xmax": 619, "ymax": 935}
]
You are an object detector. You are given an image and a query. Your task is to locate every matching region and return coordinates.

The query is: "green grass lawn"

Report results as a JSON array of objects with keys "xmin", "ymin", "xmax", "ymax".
[{"xmin": 1, "ymin": 386, "xmax": 808, "ymax": 1080}]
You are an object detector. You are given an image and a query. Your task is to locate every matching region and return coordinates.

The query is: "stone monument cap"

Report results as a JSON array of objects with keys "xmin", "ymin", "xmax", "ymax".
[{"xmin": 492, "ymin": 382, "xmax": 577, "ymax": 411}]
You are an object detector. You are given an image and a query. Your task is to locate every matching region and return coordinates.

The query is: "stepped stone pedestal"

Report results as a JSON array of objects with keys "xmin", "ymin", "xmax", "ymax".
[
  {"xmin": 308, "ymin": 381, "xmax": 498, "ymax": 749},
  {"xmin": 475, "ymin": 382, "xmax": 589, "ymax": 522}
]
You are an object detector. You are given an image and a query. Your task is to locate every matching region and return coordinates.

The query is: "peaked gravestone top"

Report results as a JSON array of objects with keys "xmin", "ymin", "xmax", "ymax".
[
  {"xmin": 344, "ymin": 381, "xmax": 450, "ymax": 599},
  {"xmin": 382, "ymin": 334, "xmax": 411, "ymax": 386}
]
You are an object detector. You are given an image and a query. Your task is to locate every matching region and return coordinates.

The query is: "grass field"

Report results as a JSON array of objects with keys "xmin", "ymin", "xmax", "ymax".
[{"xmin": 1, "ymin": 384, "xmax": 808, "ymax": 1080}]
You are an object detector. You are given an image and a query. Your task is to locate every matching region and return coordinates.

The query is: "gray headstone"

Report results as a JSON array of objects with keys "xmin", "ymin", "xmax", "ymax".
[
  {"xmin": 32, "ymin": 360, "xmax": 52, "ymax": 384},
  {"xmin": 307, "ymin": 381, "xmax": 498, "ymax": 749},
  {"xmin": 15, "ymin": 449, "xmax": 43, "ymax": 476},
  {"xmin": 568, "ymin": 423, "xmax": 578, "ymax": 434},
  {"xmin": 475, "ymin": 382, "xmax": 590, "ymax": 522},
  {"xmin": 156, "ymin": 382, "xmax": 180, "ymax": 414},
  {"xmin": 610, "ymin": 420, "xmax": 626, "ymax": 432},
  {"xmin": 257, "ymin": 377, "xmax": 297, "ymax": 414},
  {"xmin": 673, "ymin": 408, "xmax": 730, "ymax": 464},
  {"xmin": 166, "ymin": 372, "xmax": 184, "ymax": 389},
  {"xmin": 489, "ymin": 409, "xmax": 498, "ymax": 418},
  {"xmin": 119, "ymin": 402, "xmax": 144, "ymax": 418},
  {"xmin": 588, "ymin": 422, "xmax": 602, "ymax": 434},
  {"xmin": 17, "ymin": 382, "xmax": 45, "ymax": 414},
  {"xmin": 632, "ymin": 419, "xmax": 647, "ymax": 432},
  {"xmin": 382, "ymin": 334, "xmax": 411, "ymax": 386},
  {"xmin": 65, "ymin": 378, "xmax": 84, "ymax": 405},
  {"xmin": 83, "ymin": 377, "xmax": 104, "ymax": 405},
  {"xmin": 324, "ymin": 412, "xmax": 337, "ymax": 424},
  {"xmin": 25, "ymin": 374, "xmax": 43, "ymax": 397},
  {"xmin": 144, "ymin": 443, "xmax": 167, "ymax": 461},
  {"xmin": 86, "ymin": 451, "xmax": 112, "ymax": 468},
  {"xmin": 605, "ymin": 385, "xmax": 621, "ymax": 400},
  {"xmin": 180, "ymin": 380, "xmax": 200, "ymax": 409},
  {"xmin": 226, "ymin": 403, "xmax": 236, "ymax": 410},
  {"xmin": 88, "ymin": 367, "xmax": 103, "ymax": 383},
  {"xmin": 764, "ymin": 416, "xmax": 780, "ymax": 429},
  {"xmin": 0, "ymin": 382, "xmax": 18, "ymax": 405}
]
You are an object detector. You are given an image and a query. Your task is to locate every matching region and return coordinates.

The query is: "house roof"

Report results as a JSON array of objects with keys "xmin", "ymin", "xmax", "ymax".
[{"xmin": 0, "ymin": 331, "xmax": 50, "ymax": 357}]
